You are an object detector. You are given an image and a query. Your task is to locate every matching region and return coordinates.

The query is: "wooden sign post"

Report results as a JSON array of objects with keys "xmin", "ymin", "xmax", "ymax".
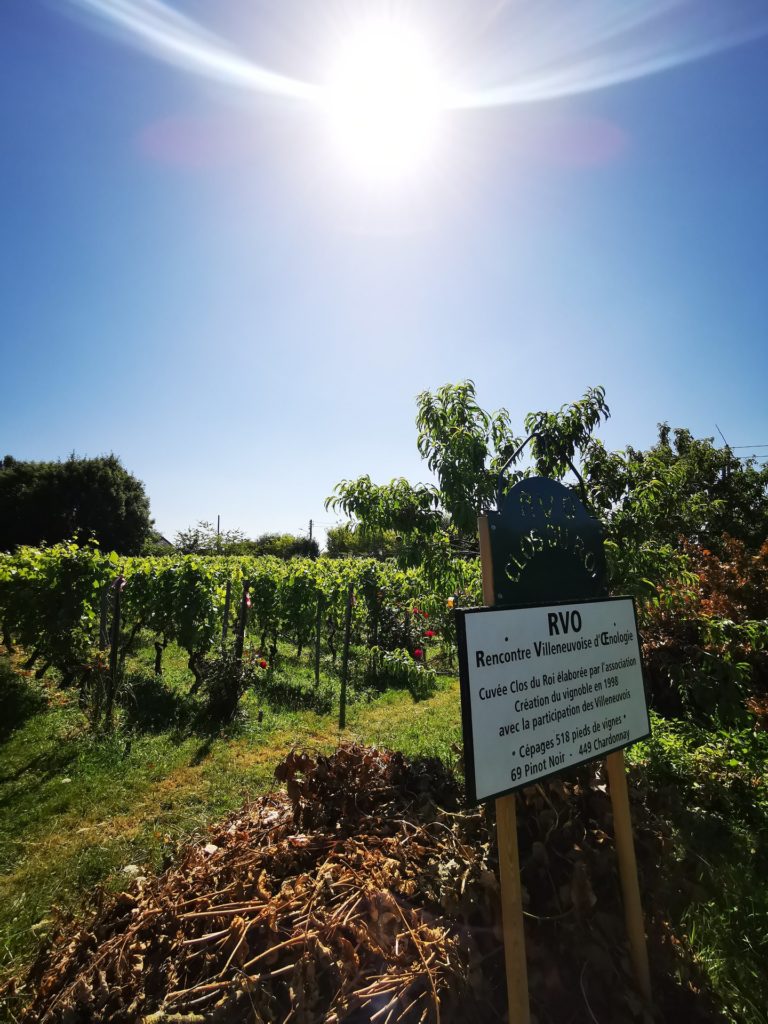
[
  {"xmin": 479, "ymin": 516, "xmax": 530, "ymax": 1024},
  {"xmin": 462, "ymin": 477, "xmax": 652, "ymax": 1019},
  {"xmin": 605, "ymin": 749, "xmax": 652, "ymax": 1000}
]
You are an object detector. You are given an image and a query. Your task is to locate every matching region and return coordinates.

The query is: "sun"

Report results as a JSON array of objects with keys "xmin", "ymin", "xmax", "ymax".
[{"xmin": 322, "ymin": 20, "xmax": 446, "ymax": 183}]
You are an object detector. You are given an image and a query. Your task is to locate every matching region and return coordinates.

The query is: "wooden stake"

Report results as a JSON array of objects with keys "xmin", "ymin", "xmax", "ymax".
[
  {"xmin": 605, "ymin": 749, "xmax": 652, "ymax": 1002},
  {"xmin": 222, "ymin": 580, "xmax": 232, "ymax": 644},
  {"xmin": 314, "ymin": 595, "xmax": 323, "ymax": 687},
  {"xmin": 478, "ymin": 515, "xmax": 530, "ymax": 1024},
  {"xmin": 104, "ymin": 575, "xmax": 123, "ymax": 731},
  {"xmin": 99, "ymin": 584, "xmax": 110, "ymax": 651},
  {"xmin": 339, "ymin": 583, "xmax": 353, "ymax": 730},
  {"xmin": 234, "ymin": 580, "xmax": 250, "ymax": 665}
]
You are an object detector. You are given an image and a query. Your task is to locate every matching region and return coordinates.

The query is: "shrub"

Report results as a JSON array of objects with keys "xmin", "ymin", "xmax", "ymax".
[
  {"xmin": 362, "ymin": 646, "xmax": 437, "ymax": 701},
  {"xmin": 199, "ymin": 648, "xmax": 259, "ymax": 722}
]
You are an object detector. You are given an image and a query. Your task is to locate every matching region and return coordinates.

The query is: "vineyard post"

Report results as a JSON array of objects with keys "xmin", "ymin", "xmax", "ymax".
[
  {"xmin": 314, "ymin": 594, "xmax": 323, "ymax": 687},
  {"xmin": 222, "ymin": 579, "xmax": 232, "ymax": 644},
  {"xmin": 99, "ymin": 584, "xmax": 110, "ymax": 650},
  {"xmin": 234, "ymin": 580, "xmax": 250, "ymax": 665},
  {"xmin": 105, "ymin": 575, "xmax": 123, "ymax": 731},
  {"xmin": 339, "ymin": 582, "xmax": 353, "ymax": 729},
  {"xmin": 478, "ymin": 515, "xmax": 530, "ymax": 1024}
]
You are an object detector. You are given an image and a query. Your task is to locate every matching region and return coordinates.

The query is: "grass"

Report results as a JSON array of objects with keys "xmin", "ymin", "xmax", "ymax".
[
  {"xmin": 1, "ymin": 646, "xmax": 766, "ymax": 1024},
  {"xmin": 0, "ymin": 642, "xmax": 461, "ymax": 987}
]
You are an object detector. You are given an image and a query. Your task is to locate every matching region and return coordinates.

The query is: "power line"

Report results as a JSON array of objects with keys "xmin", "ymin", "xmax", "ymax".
[{"xmin": 714, "ymin": 426, "xmax": 768, "ymax": 450}]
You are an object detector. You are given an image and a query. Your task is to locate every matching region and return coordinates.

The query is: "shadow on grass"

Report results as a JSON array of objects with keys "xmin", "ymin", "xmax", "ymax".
[
  {"xmin": 0, "ymin": 745, "xmax": 79, "ymax": 791},
  {"xmin": 189, "ymin": 737, "xmax": 214, "ymax": 766},
  {"xmin": 118, "ymin": 672, "xmax": 199, "ymax": 736},
  {"xmin": 254, "ymin": 674, "xmax": 336, "ymax": 716},
  {"xmin": 119, "ymin": 672, "xmax": 252, "ymax": 744},
  {"xmin": 0, "ymin": 657, "xmax": 48, "ymax": 744}
]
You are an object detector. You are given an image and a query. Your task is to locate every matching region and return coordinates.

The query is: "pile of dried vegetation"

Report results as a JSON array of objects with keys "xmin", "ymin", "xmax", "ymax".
[{"xmin": 9, "ymin": 744, "xmax": 720, "ymax": 1024}]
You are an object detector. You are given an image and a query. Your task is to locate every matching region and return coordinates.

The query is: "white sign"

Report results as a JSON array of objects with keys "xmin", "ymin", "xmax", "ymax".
[{"xmin": 457, "ymin": 597, "xmax": 650, "ymax": 803}]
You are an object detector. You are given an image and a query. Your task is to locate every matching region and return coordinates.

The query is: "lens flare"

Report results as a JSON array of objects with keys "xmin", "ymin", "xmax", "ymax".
[
  {"xmin": 62, "ymin": 0, "xmax": 768, "ymax": 182},
  {"xmin": 64, "ymin": 0, "xmax": 768, "ymax": 109},
  {"xmin": 66, "ymin": 0, "xmax": 318, "ymax": 101}
]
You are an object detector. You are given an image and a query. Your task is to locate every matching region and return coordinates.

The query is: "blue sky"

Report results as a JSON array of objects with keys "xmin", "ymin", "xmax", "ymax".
[{"xmin": 2, "ymin": 1, "xmax": 767, "ymax": 544}]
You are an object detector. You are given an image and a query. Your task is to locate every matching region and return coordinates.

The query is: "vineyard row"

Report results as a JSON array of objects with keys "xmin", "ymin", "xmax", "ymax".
[{"xmin": 0, "ymin": 543, "xmax": 483, "ymax": 688}]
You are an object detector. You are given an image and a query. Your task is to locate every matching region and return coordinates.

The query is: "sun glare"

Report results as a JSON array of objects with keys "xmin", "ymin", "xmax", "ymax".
[{"xmin": 322, "ymin": 20, "xmax": 445, "ymax": 183}]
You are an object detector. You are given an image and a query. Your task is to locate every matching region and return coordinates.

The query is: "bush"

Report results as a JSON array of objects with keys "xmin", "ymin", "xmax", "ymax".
[
  {"xmin": 250, "ymin": 533, "xmax": 319, "ymax": 560},
  {"xmin": 362, "ymin": 646, "xmax": 437, "ymax": 701},
  {"xmin": 325, "ymin": 524, "xmax": 399, "ymax": 559},
  {"xmin": 199, "ymin": 648, "xmax": 260, "ymax": 722}
]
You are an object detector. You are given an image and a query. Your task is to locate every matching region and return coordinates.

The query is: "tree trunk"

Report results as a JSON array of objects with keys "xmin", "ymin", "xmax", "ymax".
[
  {"xmin": 23, "ymin": 649, "xmax": 39, "ymax": 671},
  {"xmin": 188, "ymin": 651, "xmax": 205, "ymax": 693}
]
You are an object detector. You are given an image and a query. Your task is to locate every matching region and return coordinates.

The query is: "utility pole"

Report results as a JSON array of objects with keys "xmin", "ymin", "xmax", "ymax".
[
  {"xmin": 715, "ymin": 424, "xmax": 732, "ymax": 480},
  {"xmin": 309, "ymin": 519, "xmax": 313, "ymax": 544}
]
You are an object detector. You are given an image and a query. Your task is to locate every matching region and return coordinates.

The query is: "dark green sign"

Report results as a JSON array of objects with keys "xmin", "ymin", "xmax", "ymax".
[{"xmin": 487, "ymin": 477, "xmax": 608, "ymax": 606}]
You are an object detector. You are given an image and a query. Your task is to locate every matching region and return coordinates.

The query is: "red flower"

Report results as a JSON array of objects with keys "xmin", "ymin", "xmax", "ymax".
[
  {"xmin": 413, "ymin": 648, "xmax": 423, "ymax": 659},
  {"xmin": 259, "ymin": 659, "xmax": 267, "ymax": 669},
  {"xmin": 422, "ymin": 611, "xmax": 429, "ymax": 619},
  {"xmin": 424, "ymin": 630, "xmax": 435, "ymax": 638},
  {"xmin": 245, "ymin": 594, "xmax": 252, "ymax": 608}
]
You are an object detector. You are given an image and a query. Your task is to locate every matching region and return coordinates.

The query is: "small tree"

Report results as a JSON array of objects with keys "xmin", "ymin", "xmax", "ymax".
[
  {"xmin": 326, "ymin": 382, "xmax": 610, "ymax": 570},
  {"xmin": 174, "ymin": 521, "xmax": 248, "ymax": 554}
]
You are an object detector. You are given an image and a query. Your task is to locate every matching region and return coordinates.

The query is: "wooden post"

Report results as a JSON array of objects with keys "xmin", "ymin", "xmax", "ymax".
[
  {"xmin": 605, "ymin": 750, "xmax": 652, "ymax": 1002},
  {"xmin": 222, "ymin": 579, "xmax": 232, "ymax": 644},
  {"xmin": 99, "ymin": 584, "xmax": 110, "ymax": 650},
  {"xmin": 339, "ymin": 583, "xmax": 353, "ymax": 730},
  {"xmin": 314, "ymin": 595, "xmax": 323, "ymax": 687},
  {"xmin": 104, "ymin": 576, "xmax": 123, "ymax": 731},
  {"xmin": 108, "ymin": 578, "xmax": 122, "ymax": 683},
  {"xmin": 234, "ymin": 580, "xmax": 250, "ymax": 665},
  {"xmin": 478, "ymin": 515, "xmax": 530, "ymax": 1024}
]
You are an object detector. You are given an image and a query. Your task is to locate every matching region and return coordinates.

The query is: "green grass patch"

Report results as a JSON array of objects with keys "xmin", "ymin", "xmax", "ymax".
[
  {"xmin": 1, "ymin": 651, "xmax": 767, "ymax": 1024},
  {"xmin": 0, "ymin": 648, "xmax": 461, "ymax": 985}
]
